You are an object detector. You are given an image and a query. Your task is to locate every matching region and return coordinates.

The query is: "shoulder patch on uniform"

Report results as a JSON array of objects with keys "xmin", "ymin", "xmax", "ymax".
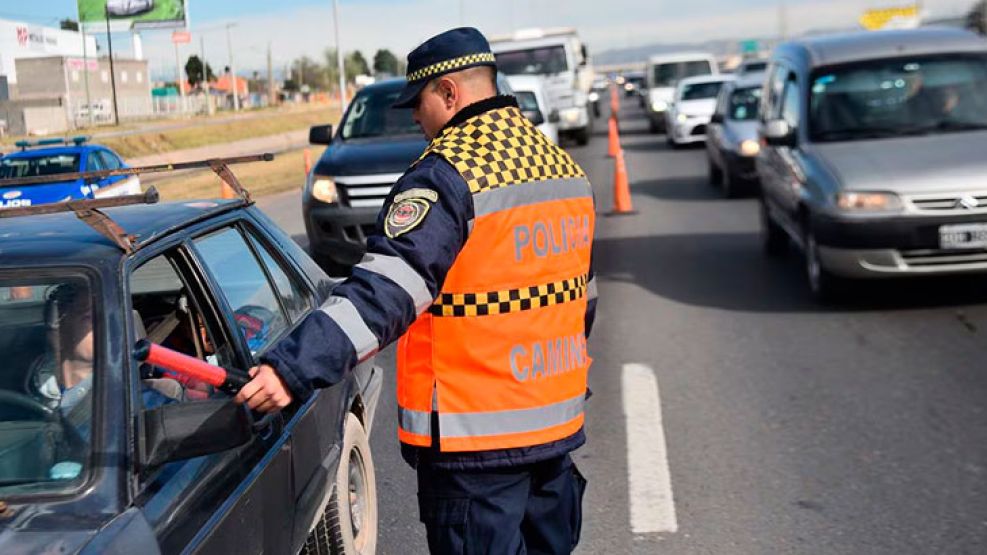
[
  {"xmin": 394, "ymin": 188, "xmax": 439, "ymax": 203},
  {"xmin": 385, "ymin": 198, "xmax": 431, "ymax": 238}
]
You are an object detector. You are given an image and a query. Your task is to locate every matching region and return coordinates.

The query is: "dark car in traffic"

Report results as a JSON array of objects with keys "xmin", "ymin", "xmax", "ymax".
[
  {"xmin": 706, "ymin": 73, "xmax": 765, "ymax": 197},
  {"xmin": 757, "ymin": 28, "xmax": 987, "ymax": 300},
  {"xmin": 304, "ymin": 76, "xmax": 515, "ymax": 274},
  {"xmin": 0, "ymin": 166, "xmax": 381, "ymax": 554}
]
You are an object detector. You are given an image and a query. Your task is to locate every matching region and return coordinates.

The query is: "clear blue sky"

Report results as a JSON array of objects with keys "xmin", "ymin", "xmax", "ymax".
[{"xmin": 4, "ymin": 1, "xmax": 976, "ymax": 79}]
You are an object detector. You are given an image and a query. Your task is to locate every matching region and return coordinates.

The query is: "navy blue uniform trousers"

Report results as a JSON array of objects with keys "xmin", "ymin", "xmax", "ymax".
[{"xmin": 416, "ymin": 454, "xmax": 587, "ymax": 555}]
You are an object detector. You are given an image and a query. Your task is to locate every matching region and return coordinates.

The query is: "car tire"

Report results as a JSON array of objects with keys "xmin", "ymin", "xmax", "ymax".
[
  {"xmin": 575, "ymin": 125, "xmax": 590, "ymax": 146},
  {"xmin": 708, "ymin": 158, "xmax": 723, "ymax": 187},
  {"xmin": 804, "ymin": 228, "xmax": 846, "ymax": 303},
  {"xmin": 302, "ymin": 414, "xmax": 377, "ymax": 555},
  {"xmin": 648, "ymin": 118, "xmax": 659, "ymax": 134},
  {"xmin": 760, "ymin": 200, "xmax": 787, "ymax": 257},
  {"xmin": 723, "ymin": 170, "xmax": 740, "ymax": 198}
]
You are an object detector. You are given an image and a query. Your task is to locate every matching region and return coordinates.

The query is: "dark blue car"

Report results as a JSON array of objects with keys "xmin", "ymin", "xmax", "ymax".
[
  {"xmin": 0, "ymin": 138, "xmax": 139, "ymax": 209},
  {"xmin": 0, "ymin": 179, "xmax": 381, "ymax": 554}
]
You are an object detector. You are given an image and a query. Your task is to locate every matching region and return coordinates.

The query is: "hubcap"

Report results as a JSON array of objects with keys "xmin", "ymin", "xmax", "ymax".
[{"xmin": 347, "ymin": 449, "xmax": 367, "ymax": 549}]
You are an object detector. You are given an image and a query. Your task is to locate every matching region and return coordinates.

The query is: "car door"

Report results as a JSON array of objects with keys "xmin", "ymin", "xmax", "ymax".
[
  {"xmin": 773, "ymin": 72, "xmax": 806, "ymax": 219},
  {"xmin": 707, "ymin": 84, "xmax": 730, "ymax": 167},
  {"xmin": 240, "ymin": 220, "xmax": 352, "ymax": 550},
  {"xmin": 184, "ymin": 223, "xmax": 305, "ymax": 553},
  {"xmin": 96, "ymin": 150, "xmax": 123, "ymax": 188},
  {"xmin": 758, "ymin": 64, "xmax": 793, "ymax": 219},
  {"xmin": 127, "ymin": 243, "xmax": 279, "ymax": 554}
]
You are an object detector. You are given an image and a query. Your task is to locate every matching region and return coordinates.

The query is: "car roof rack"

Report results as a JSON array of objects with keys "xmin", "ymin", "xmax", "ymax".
[
  {"xmin": 0, "ymin": 153, "xmax": 274, "ymax": 254},
  {"xmin": 14, "ymin": 136, "xmax": 90, "ymax": 150}
]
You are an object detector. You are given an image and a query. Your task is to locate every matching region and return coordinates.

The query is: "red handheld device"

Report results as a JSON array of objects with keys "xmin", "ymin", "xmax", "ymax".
[{"xmin": 133, "ymin": 339, "xmax": 250, "ymax": 394}]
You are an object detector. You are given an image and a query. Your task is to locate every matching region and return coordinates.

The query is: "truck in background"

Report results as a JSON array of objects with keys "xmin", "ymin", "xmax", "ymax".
[{"xmin": 491, "ymin": 28, "xmax": 595, "ymax": 145}]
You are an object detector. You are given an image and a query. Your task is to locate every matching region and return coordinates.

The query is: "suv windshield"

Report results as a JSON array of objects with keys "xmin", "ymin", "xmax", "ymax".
[
  {"xmin": 341, "ymin": 87, "xmax": 421, "ymax": 140},
  {"xmin": 729, "ymin": 86, "xmax": 762, "ymax": 120},
  {"xmin": 652, "ymin": 60, "xmax": 713, "ymax": 87},
  {"xmin": 681, "ymin": 81, "xmax": 724, "ymax": 101},
  {"xmin": 0, "ymin": 274, "xmax": 95, "ymax": 495},
  {"xmin": 495, "ymin": 46, "xmax": 569, "ymax": 75},
  {"xmin": 0, "ymin": 154, "xmax": 80, "ymax": 179},
  {"xmin": 810, "ymin": 54, "xmax": 987, "ymax": 142}
]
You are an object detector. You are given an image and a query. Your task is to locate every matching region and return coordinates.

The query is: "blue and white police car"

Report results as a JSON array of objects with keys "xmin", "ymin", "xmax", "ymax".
[{"xmin": 0, "ymin": 137, "xmax": 140, "ymax": 209}]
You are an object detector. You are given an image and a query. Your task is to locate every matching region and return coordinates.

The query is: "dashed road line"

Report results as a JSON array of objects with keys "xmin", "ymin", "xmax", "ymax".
[{"xmin": 622, "ymin": 362, "xmax": 678, "ymax": 534}]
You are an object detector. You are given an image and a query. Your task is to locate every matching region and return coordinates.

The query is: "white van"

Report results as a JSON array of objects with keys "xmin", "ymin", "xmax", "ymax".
[
  {"xmin": 644, "ymin": 52, "xmax": 719, "ymax": 133},
  {"xmin": 506, "ymin": 75, "xmax": 560, "ymax": 144},
  {"xmin": 491, "ymin": 28, "xmax": 594, "ymax": 145}
]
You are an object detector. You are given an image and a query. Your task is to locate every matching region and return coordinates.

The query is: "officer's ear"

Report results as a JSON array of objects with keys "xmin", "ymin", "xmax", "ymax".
[{"xmin": 434, "ymin": 77, "xmax": 458, "ymax": 109}]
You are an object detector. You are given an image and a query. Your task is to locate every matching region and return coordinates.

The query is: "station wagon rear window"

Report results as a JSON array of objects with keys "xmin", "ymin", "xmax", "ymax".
[
  {"xmin": 0, "ymin": 273, "xmax": 95, "ymax": 496},
  {"xmin": 0, "ymin": 154, "xmax": 80, "ymax": 179}
]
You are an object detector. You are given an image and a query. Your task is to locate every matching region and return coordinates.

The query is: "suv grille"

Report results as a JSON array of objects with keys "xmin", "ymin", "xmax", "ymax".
[{"xmin": 335, "ymin": 173, "xmax": 403, "ymax": 209}]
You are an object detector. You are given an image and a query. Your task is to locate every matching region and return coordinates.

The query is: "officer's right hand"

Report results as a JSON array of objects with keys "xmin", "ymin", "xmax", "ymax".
[{"xmin": 234, "ymin": 364, "xmax": 293, "ymax": 413}]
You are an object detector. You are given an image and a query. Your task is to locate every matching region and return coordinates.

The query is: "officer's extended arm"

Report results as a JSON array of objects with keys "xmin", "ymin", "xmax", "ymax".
[{"xmin": 260, "ymin": 157, "xmax": 472, "ymax": 400}]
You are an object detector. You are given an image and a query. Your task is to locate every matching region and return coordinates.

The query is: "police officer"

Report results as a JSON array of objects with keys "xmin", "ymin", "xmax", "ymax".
[{"xmin": 235, "ymin": 27, "xmax": 597, "ymax": 554}]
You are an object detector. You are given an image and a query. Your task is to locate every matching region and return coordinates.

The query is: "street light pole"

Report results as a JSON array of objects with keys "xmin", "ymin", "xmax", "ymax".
[
  {"xmin": 225, "ymin": 23, "xmax": 240, "ymax": 111},
  {"xmin": 104, "ymin": 6, "xmax": 120, "ymax": 126},
  {"xmin": 332, "ymin": 0, "xmax": 347, "ymax": 112}
]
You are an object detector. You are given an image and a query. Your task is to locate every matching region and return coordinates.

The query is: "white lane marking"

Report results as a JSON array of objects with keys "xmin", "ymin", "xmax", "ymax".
[{"xmin": 622, "ymin": 363, "xmax": 678, "ymax": 534}]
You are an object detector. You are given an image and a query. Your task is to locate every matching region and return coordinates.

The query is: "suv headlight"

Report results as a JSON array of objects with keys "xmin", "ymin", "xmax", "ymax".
[
  {"xmin": 651, "ymin": 100, "xmax": 668, "ymax": 112},
  {"xmin": 835, "ymin": 191, "xmax": 902, "ymax": 212},
  {"xmin": 676, "ymin": 113, "xmax": 689, "ymax": 123},
  {"xmin": 308, "ymin": 175, "xmax": 338, "ymax": 204},
  {"xmin": 739, "ymin": 140, "xmax": 760, "ymax": 157}
]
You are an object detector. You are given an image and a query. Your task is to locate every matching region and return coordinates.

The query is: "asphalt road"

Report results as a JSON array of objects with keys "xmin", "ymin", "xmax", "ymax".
[{"xmin": 258, "ymin": 96, "xmax": 987, "ymax": 554}]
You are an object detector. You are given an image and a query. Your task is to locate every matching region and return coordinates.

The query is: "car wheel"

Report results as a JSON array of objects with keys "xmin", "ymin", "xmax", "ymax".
[
  {"xmin": 648, "ymin": 118, "xmax": 659, "ymax": 134},
  {"xmin": 302, "ymin": 414, "xmax": 377, "ymax": 555},
  {"xmin": 804, "ymin": 229, "xmax": 845, "ymax": 303},
  {"xmin": 760, "ymin": 200, "xmax": 787, "ymax": 256},
  {"xmin": 575, "ymin": 126, "xmax": 590, "ymax": 146},
  {"xmin": 708, "ymin": 158, "xmax": 723, "ymax": 187},
  {"xmin": 723, "ymin": 169, "xmax": 740, "ymax": 198}
]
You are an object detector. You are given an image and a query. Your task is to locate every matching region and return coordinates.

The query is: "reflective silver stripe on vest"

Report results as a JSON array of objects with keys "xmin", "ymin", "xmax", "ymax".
[
  {"xmin": 587, "ymin": 276, "xmax": 598, "ymax": 301},
  {"xmin": 438, "ymin": 393, "xmax": 584, "ymax": 438},
  {"xmin": 320, "ymin": 296, "xmax": 379, "ymax": 360},
  {"xmin": 398, "ymin": 407, "xmax": 431, "ymax": 436},
  {"xmin": 472, "ymin": 177, "xmax": 593, "ymax": 217},
  {"xmin": 355, "ymin": 253, "xmax": 433, "ymax": 314}
]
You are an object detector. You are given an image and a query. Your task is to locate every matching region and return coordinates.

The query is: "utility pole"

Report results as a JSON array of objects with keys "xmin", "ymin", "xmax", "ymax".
[
  {"xmin": 332, "ymin": 0, "xmax": 347, "ymax": 111},
  {"xmin": 81, "ymin": 27, "xmax": 93, "ymax": 127},
  {"xmin": 174, "ymin": 40, "xmax": 186, "ymax": 115},
  {"xmin": 225, "ymin": 23, "xmax": 240, "ymax": 111},
  {"xmin": 267, "ymin": 41, "xmax": 275, "ymax": 106},
  {"xmin": 778, "ymin": 0, "xmax": 788, "ymax": 40},
  {"xmin": 104, "ymin": 6, "xmax": 120, "ymax": 126}
]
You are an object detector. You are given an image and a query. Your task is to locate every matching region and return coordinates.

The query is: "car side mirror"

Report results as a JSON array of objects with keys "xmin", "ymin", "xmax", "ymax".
[
  {"xmin": 547, "ymin": 109, "xmax": 560, "ymax": 123},
  {"xmin": 762, "ymin": 119, "xmax": 796, "ymax": 147},
  {"xmin": 141, "ymin": 399, "xmax": 253, "ymax": 469},
  {"xmin": 309, "ymin": 124, "xmax": 334, "ymax": 145},
  {"xmin": 710, "ymin": 113, "xmax": 725, "ymax": 124},
  {"xmin": 522, "ymin": 109, "xmax": 546, "ymax": 127}
]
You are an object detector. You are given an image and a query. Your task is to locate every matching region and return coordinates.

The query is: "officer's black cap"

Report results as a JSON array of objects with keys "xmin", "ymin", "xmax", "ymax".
[{"xmin": 392, "ymin": 27, "xmax": 497, "ymax": 109}]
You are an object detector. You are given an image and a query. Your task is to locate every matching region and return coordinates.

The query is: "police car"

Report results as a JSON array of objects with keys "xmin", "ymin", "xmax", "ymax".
[{"xmin": 0, "ymin": 137, "xmax": 140, "ymax": 209}]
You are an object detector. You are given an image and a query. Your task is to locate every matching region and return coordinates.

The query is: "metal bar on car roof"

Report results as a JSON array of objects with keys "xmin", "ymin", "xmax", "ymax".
[
  {"xmin": 0, "ymin": 153, "xmax": 275, "ymax": 187},
  {"xmin": 0, "ymin": 187, "xmax": 160, "ymax": 219}
]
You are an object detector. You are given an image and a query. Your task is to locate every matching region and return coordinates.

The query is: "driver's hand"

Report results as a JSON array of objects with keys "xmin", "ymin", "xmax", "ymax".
[{"xmin": 234, "ymin": 364, "xmax": 293, "ymax": 413}]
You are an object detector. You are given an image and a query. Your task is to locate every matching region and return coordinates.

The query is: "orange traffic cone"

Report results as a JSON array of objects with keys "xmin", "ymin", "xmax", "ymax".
[
  {"xmin": 220, "ymin": 178, "xmax": 236, "ymax": 199},
  {"xmin": 610, "ymin": 84, "xmax": 620, "ymax": 117},
  {"xmin": 304, "ymin": 148, "xmax": 313, "ymax": 175},
  {"xmin": 607, "ymin": 116, "xmax": 620, "ymax": 158},
  {"xmin": 610, "ymin": 148, "xmax": 636, "ymax": 216}
]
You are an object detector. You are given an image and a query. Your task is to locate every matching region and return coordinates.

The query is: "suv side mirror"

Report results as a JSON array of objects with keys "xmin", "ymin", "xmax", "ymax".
[
  {"xmin": 710, "ymin": 113, "xmax": 725, "ymax": 124},
  {"xmin": 142, "ymin": 399, "xmax": 253, "ymax": 469},
  {"xmin": 309, "ymin": 124, "xmax": 334, "ymax": 145},
  {"xmin": 762, "ymin": 119, "xmax": 796, "ymax": 147},
  {"xmin": 522, "ymin": 108, "xmax": 546, "ymax": 127}
]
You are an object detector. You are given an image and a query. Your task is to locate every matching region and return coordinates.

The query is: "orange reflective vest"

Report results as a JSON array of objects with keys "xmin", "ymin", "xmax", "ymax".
[{"xmin": 397, "ymin": 105, "xmax": 595, "ymax": 452}]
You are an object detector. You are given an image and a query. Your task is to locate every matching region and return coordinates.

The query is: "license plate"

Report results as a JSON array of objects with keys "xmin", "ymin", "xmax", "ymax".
[{"xmin": 940, "ymin": 223, "xmax": 987, "ymax": 249}]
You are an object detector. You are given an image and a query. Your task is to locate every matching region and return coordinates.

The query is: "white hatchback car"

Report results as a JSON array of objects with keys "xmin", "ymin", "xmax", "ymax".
[
  {"xmin": 666, "ymin": 74, "xmax": 735, "ymax": 147},
  {"xmin": 506, "ymin": 74, "xmax": 560, "ymax": 144}
]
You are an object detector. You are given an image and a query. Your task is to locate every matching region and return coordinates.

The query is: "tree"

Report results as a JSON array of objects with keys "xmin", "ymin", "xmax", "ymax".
[
  {"xmin": 185, "ymin": 55, "xmax": 216, "ymax": 88},
  {"xmin": 293, "ymin": 56, "xmax": 328, "ymax": 89},
  {"xmin": 967, "ymin": 1, "xmax": 987, "ymax": 35},
  {"xmin": 59, "ymin": 19, "xmax": 79, "ymax": 31},
  {"xmin": 345, "ymin": 50, "xmax": 370, "ymax": 82},
  {"xmin": 373, "ymin": 49, "xmax": 400, "ymax": 76},
  {"xmin": 323, "ymin": 48, "xmax": 342, "ymax": 90}
]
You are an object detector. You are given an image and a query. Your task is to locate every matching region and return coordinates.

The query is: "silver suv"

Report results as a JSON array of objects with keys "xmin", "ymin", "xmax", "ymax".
[{"xmin": 757, "ymin": 28, "xmax": 987, "ymax": 300}]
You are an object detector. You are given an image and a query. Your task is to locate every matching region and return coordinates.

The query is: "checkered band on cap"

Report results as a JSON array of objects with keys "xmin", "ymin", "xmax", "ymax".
[
  {"xmin": 429, "ymin": 274, "xmax": 589, "ymax": 317},
  {"xmin": 407, "ymin": 52, "xmax": 497, "ymax": 82},
  {"xmin": 419, "ymin": 106, "xmax": 586, "ymax": 194}
]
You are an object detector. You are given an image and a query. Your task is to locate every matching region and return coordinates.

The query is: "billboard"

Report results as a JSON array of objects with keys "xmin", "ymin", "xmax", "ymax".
[{"xmin": 78, "ymin": 0, "xmax": 188, "ymax": 32}]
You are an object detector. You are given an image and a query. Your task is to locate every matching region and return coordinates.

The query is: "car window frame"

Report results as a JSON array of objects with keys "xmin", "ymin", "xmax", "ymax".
[
  {"xmin": 780, "ymin": 72, "xmax": 801, "ymax": 130},
  {"xmin": 85, "ymin": 150, "xmax": 105, "ymax": 172},
  {"xmin": 240, "ymin": 220, "xmax": 316, "ymax": 325},
  {"xmin": 97, "ymin": 149, "xmax": 122, "ymax": 171},
  {"xmin": 0, "ymin": 267, "xmax": 106, "ymax": 502},
  {"xmin": 763, "ymin": 62, "xmax": 790, "ymax": 121}
]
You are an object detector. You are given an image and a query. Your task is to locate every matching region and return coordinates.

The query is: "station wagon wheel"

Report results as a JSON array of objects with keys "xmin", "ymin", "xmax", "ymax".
[
  {"xmin": 804, "ymin": 228, "xmax": 845, "ymax": 303},
  {"xmin": 759, "ymin": 200, "xmax": 787, "ymax": 256},
  {"xmin": 302, "ymin": 413, "xmax": 377, "ymax": 555}
]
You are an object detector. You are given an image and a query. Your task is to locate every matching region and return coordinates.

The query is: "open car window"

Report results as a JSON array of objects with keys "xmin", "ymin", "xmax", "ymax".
[{"xmin": 0, "ymin": 274, "xmax": 96, "ymax": 496}]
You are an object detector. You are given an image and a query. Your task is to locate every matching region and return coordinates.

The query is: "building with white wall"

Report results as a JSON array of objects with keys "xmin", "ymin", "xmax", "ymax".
[{"xmin": 0, "ymin": 19, "xmax": 97, "ymax": 88}]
